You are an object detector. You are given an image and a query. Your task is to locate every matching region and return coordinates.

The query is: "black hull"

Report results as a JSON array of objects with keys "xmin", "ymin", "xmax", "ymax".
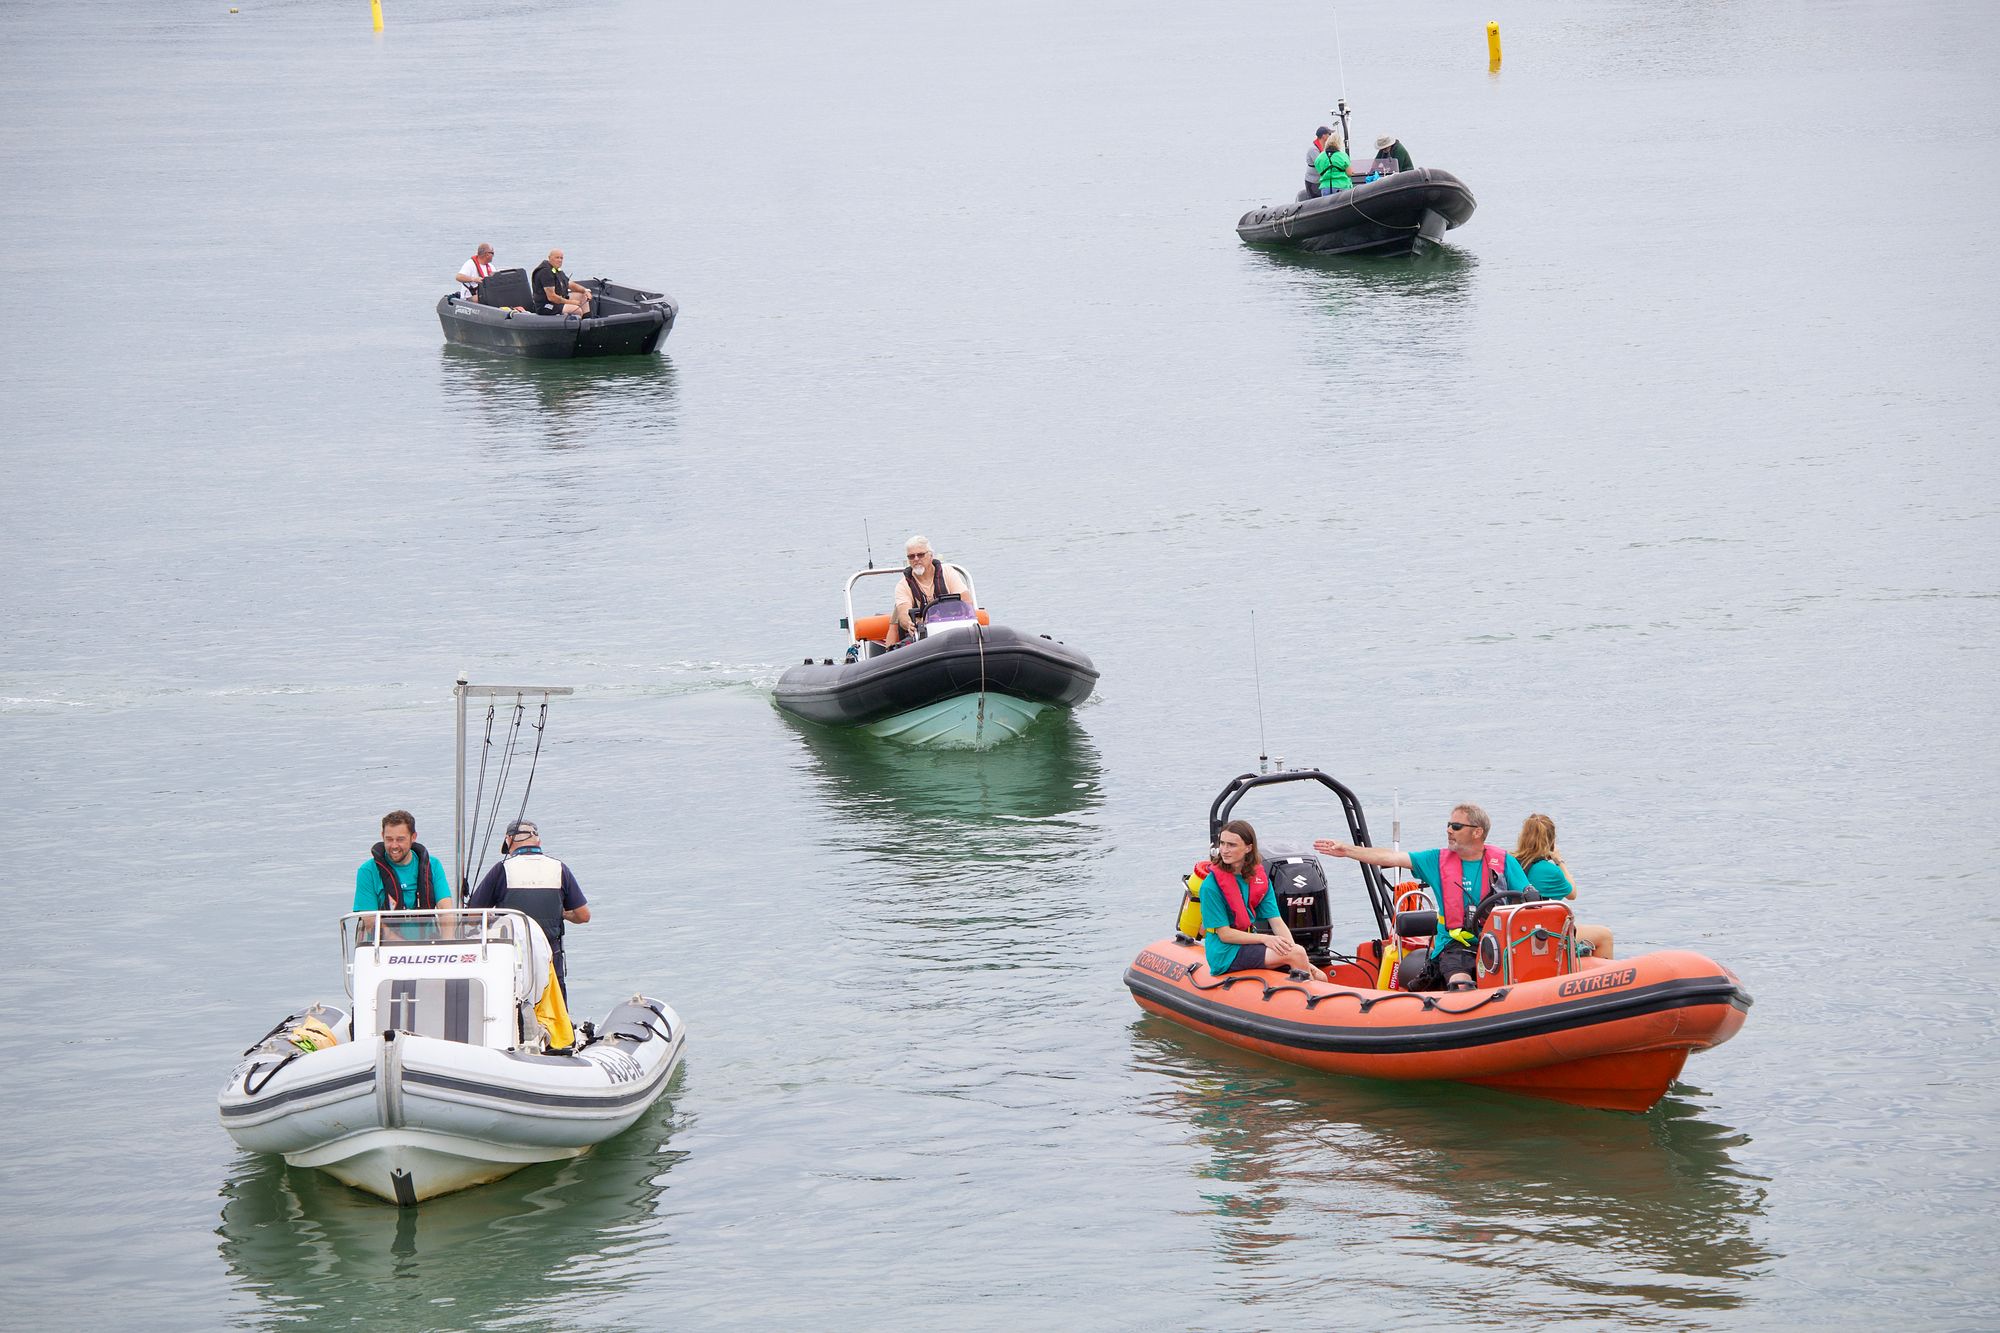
[
  {"xmin": 1237, "ymin": 168, "xmax": 1476, "ymax": 255},
  {"xmin": 774, "ymin": 625, "xmax": 1098, "ymax": 727},
  {"xmin": 435, "ymin": 278, "xmax": 678, "ymax": 359}
]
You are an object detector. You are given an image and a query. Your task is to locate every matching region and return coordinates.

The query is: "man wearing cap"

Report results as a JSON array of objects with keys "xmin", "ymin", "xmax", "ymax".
[
  {"xmin": 1303, "ymin": 126, "xmax": 1333, "ymax": 200},
  {"xmin": 467, "ymin": 820, "xmax": 591, "ymax": 997}
]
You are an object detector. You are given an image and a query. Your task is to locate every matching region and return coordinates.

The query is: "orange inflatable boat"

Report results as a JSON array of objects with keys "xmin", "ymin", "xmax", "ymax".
[{"xmin": 1125, "ymin": 771, "xmax": 1751, "ymax": 1112}]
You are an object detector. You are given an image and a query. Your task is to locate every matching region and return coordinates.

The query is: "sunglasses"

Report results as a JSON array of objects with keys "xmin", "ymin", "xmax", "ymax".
[
  {"xmin": 907, "ymin": 552, "xmax": 930, "ymax": 560},
  {"xmin": 1446, "ymin": 821, "xmax": 1476, "ymax": 832}
]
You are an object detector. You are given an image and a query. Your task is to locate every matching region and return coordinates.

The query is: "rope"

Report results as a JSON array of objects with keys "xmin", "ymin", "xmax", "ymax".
[
  {"xmin": 473, "ymin": 701, "xmax": 525, "ymax": 886},
  {"xmin": 974, "ymin": 622, "xmax": 989, "ymax": 740},
  {"xmin": 1187, "ymin": 969, "xmax": 1512, "ymax": 1015},
  {"xmin": 463, "ymin": 703, "xmax": 497, "ymax": 887},
  {"xmin": 514, "ymin": 701, "xmax": 549, "ymax": 826}
]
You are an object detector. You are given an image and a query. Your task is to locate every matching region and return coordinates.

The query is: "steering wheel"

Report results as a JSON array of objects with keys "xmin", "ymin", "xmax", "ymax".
[{"xmin": 1464, "ymin": 890, "xmax": 1534, "ymax": 941}]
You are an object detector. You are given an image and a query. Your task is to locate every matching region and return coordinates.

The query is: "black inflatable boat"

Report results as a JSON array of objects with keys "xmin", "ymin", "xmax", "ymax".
[
  {"xmin": 1237, "ymin": 165, "xmax": 1476, "ymax": 256},
  {"xmin": 437, "ymin": 268, "xmax": 677, "ymax": 358},
  {"xmin": 774, "ymin": 566, "xmax": 1098, "ymax": 748}
]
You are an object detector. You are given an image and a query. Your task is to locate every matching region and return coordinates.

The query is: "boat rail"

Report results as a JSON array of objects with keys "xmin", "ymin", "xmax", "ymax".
[
  {"xmin": 841, "ymin": 564, "xmax": 977, "ymax": 645},
  {"xmin": 340, "ymin": 909, "xmax": 538, "ymax": 996}
]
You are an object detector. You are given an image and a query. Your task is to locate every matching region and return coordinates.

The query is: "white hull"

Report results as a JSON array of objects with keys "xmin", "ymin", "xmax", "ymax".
[{"xmin": 221, "ymin": 997, "xmax": 684, "ymax": 1204}]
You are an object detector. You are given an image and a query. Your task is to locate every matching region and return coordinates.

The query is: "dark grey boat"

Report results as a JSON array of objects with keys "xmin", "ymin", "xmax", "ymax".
[
  {"xmin": 774, "ymin": 566, "xmax": 1098, "ymax": 747},
  {"xmin": 436, "ymin": 267, "xmax": 677, "ymax": 359},
  {"xmin": 1237, "ymin": 166, "xmax": 1476, "ymax": 256}
]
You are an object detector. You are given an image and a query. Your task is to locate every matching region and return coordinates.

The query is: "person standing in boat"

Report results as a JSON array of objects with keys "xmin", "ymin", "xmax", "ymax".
[
  {"xmin": 353, "ymin": 810, "xmax": 452, "ymax": 913},
  {"xmin": 886, "ymin": 535, "xmax": 971, "ymax": 647},
  {"xmin": 1374, "ymin": 134, "xmax": 1413, "ymax": 172},
  {"xmin": 455, "ymin": 242, "xmax": 496, "ymax": 299},
  {"xmin": 1199, "ymin": 820, "xmax": 1327, "ymax": 981},
  {"xmin": 1302, "ymin": 125, "xmax": 1333, "ymax": 200},
  {"xmin": 1316, "ymin": 803, "xmax": 1531, "ymax": 991},
  {"xmin": 532, "ymin": 249, "xmax": 593, "ymax": 317},
  {"xmin": 1513, "ymin": 813, "xmax": 1615, "ymax": 960},
  {"xmin": 1313, "ymin": 133, "xmax": 1354, "ymax": 196},
  {"xmin": 467, "ymin": 819, "xmax": 590, "ymax": 998}
]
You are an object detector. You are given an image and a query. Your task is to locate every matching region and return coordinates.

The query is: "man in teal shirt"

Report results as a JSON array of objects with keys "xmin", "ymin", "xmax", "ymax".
[
  {"xmin": 353, "ymin": 809, "xmax": 453, "ymax": 913},
  {"xmin": 1317, "ymin": 802, "xmax": 1530, "ymax": 990}
]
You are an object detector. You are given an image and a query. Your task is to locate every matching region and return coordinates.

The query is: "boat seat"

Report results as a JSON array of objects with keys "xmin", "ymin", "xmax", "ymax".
[
  {"xmin": 376, "ymin": 977, "xmax": 487, "ymax": 1044},
  {"xmin": 852, "ymin": 609, "xmax": 990, "ymax": 643},
  {"xmin": 476, "ymin": 267, "xmax": 534, "ymax": 310}
]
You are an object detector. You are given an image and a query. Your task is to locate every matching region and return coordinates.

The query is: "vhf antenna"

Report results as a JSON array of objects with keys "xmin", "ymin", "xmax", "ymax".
[
  {"xmin": 1252, "ymin": 610, "xmax": 1270, "ymax": 774},
  {"xmin": 864, "ymin": 519, "xmax": 875, "ymax": 570}
]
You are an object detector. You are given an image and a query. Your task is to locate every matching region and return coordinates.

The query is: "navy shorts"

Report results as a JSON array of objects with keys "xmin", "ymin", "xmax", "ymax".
[{"xmin": 1220, "ymin": 943, "xmax": 1270, "ymax": 974}]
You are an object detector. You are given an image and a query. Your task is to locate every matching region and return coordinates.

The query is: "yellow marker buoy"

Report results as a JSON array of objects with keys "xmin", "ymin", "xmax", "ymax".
[
  {"xmin": 371, "ymin": 0, "xmax": 383, "ymax": 32},
  {"xmin": 1486, "ymin": 21, "xmax": 1502, "ymax": 68}
]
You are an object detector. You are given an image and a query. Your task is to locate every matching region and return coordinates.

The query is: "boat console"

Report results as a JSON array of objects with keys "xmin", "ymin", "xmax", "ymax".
[{"xmin": 342, "ymin": 909, "xmax": 552, "ymax": 1052}]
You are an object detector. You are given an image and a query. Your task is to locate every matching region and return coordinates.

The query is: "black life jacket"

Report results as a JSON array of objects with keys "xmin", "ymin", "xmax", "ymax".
[
  {"xmin": 495, "ymin": 851, "xmax": 569, "ymax": 949},
  {"xmin": 370, "ymin": 841, "xmax": 439, "ymax": 911},
  {"xmin": 902, "ymin": 561, "xmax": 950, "ymax": 625}
]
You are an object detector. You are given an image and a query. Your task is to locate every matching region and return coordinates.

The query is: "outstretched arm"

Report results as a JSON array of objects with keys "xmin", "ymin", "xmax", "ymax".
[{"xmin": 1314, "ymin": 839, "xmax": 1412, "ymax": 870}]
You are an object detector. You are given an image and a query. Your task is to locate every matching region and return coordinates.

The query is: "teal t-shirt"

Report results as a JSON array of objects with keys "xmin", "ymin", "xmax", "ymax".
[
  {"xmin": 353, "ymin": 853, "xmax": 453, "ymax": 912},
  {"xmin": 1522, "ymin": 858, "xmax": 1574, "ymax": 900},
  {"xmin": 1198, "ymin": 870, "xmax": 1281, "ymax": 974},
  {"xmin": 1407, "ymin": 848, "xmax": 1531, "ymax": 956}
]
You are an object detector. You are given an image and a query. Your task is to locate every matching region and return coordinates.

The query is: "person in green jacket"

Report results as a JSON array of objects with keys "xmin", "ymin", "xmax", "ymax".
[
  {"xmin": 1374, "ymin": 134, "xmax": 1414, "ymax": 172},
  {"xmin": 1313, "ymin": 134, "xmax": 1353, "ymax": 196},
  {"xmin": 1514, "ymin": 814, "xmax": 1616, "ymax": 959}
]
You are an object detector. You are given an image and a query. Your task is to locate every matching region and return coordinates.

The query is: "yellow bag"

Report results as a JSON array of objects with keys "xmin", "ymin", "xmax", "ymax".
[
  {"xmin": 287, "ymin": 1016, "xmax": 339, "ymax": 1053},
  {"xmin": 1176, "ymin": 870, "xmax": 1206, "ymax": 939},
  {"xmin": 534, "ymin": 962, "xmax": 576, "ymax": 1049}
]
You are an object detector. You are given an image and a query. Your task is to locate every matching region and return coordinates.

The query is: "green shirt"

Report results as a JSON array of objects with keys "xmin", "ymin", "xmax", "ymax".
[
  {"xmin": 1406, "ymin": 848, "xmax": 1532, "ymax": 956},
  {"xmin": 1522, "ymin": 859, "xmax": 1574, "ymax": 900},
  {"xmin": 1314, "ymin": 148, "xmax": 1352, "ymax": 192}
]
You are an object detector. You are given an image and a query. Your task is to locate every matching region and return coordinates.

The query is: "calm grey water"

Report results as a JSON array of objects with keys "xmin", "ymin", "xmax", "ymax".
[{"xmin": 4, "ymin": 0, "xmax": 1998, "ymax": 1327}]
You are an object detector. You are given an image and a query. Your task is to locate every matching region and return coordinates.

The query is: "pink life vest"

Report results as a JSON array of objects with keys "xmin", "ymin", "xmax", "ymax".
[
  {"xmin": 1199, "ymin": 860, "xmax": 1271, "ymax": 931},
  {"xmin": 1437, "ymin": 845, "xmax": 1508, "ymax": 933}
]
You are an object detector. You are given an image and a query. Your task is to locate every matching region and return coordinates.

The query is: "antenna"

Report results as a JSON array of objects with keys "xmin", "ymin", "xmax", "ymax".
[
  {"xmin": 1251, "ymin": 610, "xmax": 1269, "ymax": 774},
  {"xmin": 863, "ymin": 520, "xmax": 875, "ymax": 570},
  {"xmin": 1330, "ymin": 9, "xmax": 1353, "ymax": 152}
]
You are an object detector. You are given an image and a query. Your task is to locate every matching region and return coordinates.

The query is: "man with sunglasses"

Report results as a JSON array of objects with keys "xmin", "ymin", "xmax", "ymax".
[
  {"xmin": 1315, "ymin": 803, "xmax": 1531, "ymax": 991},
  {"xmin": 886, "ymin": 534, "xmax": 970, "ymax": 647}
]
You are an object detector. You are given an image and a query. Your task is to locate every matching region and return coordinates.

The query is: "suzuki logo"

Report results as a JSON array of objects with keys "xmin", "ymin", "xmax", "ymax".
[{"xmin": 1292, "ymin": 874, "xmax": 1307, "ymax": 888}]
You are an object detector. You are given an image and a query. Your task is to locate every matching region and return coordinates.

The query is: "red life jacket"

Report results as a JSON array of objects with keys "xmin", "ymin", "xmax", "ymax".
[
  {"xmin": 1438, "ymin": 845, "xmax": 1508, "ymax": 933},
  {"xmin": 1197, "ymin": 859, "xmax": 1271, "ymax": 931},
  {"xmin": 471, "ymin": 257, "xmax": 493, "ymax": 279}
]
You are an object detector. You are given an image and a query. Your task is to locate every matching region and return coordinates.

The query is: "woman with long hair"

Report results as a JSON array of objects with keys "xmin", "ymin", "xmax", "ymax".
[
  {"xmin": 1513, "ymin": 814, "xmax": 1615, "ymax": 960},
  {"xmin": 1198, "ymin": 819, "xmax": 1325, "ymax": 980}
]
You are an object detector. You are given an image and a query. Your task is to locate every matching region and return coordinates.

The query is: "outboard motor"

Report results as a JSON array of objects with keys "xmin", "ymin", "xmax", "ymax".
[{"xmin": 1261, "ymin": 843, "xmax": 1333, "ymax": 966}]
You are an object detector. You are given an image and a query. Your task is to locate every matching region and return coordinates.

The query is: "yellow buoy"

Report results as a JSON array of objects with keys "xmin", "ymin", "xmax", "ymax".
[
  {"xmin": 371, "ymin": 0, "xmax": 383, "ymax": 32},
  {"xmin": 1486, "ymin": 20, "xmax": 1502, "ymax": 68}
]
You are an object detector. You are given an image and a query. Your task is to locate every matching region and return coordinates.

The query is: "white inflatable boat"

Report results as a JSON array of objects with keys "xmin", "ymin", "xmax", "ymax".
[{"xmin": 219, "ymin": 908, "xmax": 685, "ymax": 1204}]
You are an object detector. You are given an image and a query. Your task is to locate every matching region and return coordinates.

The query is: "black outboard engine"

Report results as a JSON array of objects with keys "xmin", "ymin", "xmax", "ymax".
[{"xmin": 1261, "ymin": 843, "xmax": 1333, "ymax": 966}]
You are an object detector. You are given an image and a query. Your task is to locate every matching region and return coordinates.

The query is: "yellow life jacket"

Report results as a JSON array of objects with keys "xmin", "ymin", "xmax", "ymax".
[{"xmin": 1176, "ymin": 869, "xmax": 1206, "ymax": 939}]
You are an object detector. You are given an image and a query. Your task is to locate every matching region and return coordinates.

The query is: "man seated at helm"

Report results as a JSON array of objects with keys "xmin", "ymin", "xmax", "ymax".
[
  {"xmin": 531, "ymin": 248, "xmax": 593, "ymax": 317},
  {"xmin": 467, "ymin": 819, "xmax": 590, "ymax": 998},
  {"xmin": 1316, "ymin": 802, "xmax": 1531, "ymax": 992},
  {"xmin": 885, "ymin": 534, "xmax": 970, "ymax": 647}
]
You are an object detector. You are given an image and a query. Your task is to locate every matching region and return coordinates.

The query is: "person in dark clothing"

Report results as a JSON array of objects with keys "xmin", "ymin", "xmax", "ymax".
[
  {"xmin": 531, "ymin": 249, "xmax": 592, "ymax": 316},
  {"xmin": 1374, "ymin": 134, "xmax": 1414, "ymax": 172},
  {"xmin": 1302, "ymin": 125, "xmax": 1333, "ymax": 200},
  {"xmin": 468, "ymin": 819, "xmax": 590, "ymax": 996}
]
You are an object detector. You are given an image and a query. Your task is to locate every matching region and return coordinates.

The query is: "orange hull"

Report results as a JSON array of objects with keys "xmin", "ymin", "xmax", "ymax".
[{"xmin": 1125, "ymin": 938, "xmax": 1750, "ymax": 1112}]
